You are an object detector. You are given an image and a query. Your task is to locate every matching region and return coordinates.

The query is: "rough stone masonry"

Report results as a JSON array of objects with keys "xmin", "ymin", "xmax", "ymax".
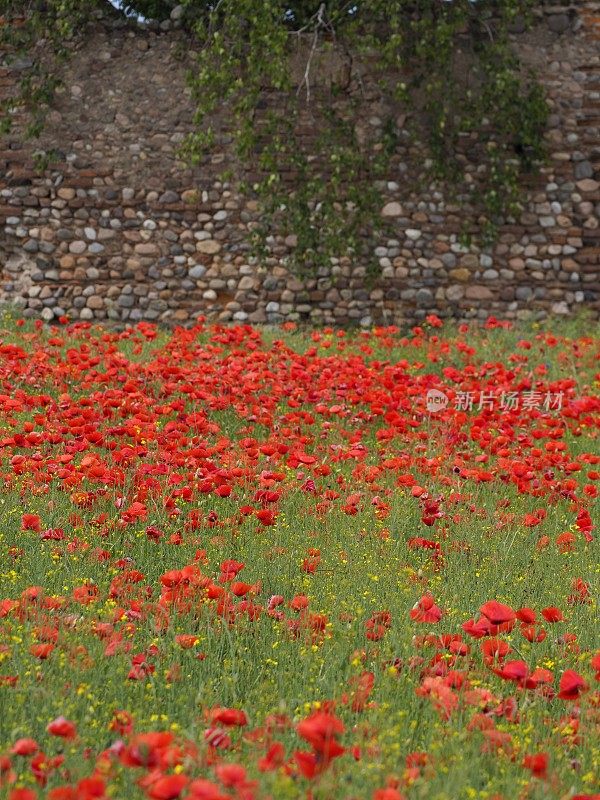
[{"xmin": 0, "ymin": 2, "xmax": 599, "ymax": 327}]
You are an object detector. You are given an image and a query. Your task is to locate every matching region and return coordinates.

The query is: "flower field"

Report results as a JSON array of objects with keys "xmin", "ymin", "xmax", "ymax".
[{"xmin": 0, "ymin": 315, "xmax": 598, "ymax": 800}]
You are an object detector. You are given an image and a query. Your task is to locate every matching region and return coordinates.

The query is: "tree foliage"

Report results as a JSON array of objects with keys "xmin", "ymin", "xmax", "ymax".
[{"xmin": 1, "ymin": 0, "xmax": 549, "ymax": 273}]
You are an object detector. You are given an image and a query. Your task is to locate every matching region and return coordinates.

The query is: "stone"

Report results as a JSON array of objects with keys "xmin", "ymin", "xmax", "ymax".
[
  {"xmin": 576, "ymin": 179, "xmax": 599, "ymax": 193},
  {"xmin": 57, "ymin": 187, "xmax": 75, "ymax": 200},
  {"xmin": 181, "ymin": 189, "xmax": 198, "ymax": 203},
  {"xmin": 171, "ymin": 4, "xmax": 185, "ymax": 20},
  {"xmin": 416, "ymin": 288, "xmax": 433, "ymax": 305},
  {"xmin": 86, "ymin": 295, "xmax": 104, "ymax": 309},
  {"xmin": 448, "ymin": 268, "xmax": 470, "ymax": 282},
  {"xmin": 69, "ymin": 241, "xmax": 87, "ymax": 255},
  {"xmin": 159, "ymin": 191, "xmax": 180, "ymax": 204},
  {"xmin": 465, "ymin": 286, "xmax": 494, "ymax": 300},
  {"xmin": 381, "ymin": 202, "xmax": 403, "ymax": 217},
  {"xmin": 547, "ymin": 13, "xmax": 570, "ymax": 34},
  {"xmin": 189, "ymin": 265, "xmax": 207, "ymax": 279},
  {"xmin": 515, "ymin": 286, "xmax": 533, "ymax": 301},
  {"xmin": 562, "ymin": 259, "xmax": 578, "ymax": 272},
  {"xmin": 461, "ymin": 255, "xmax": 479, "ymax": 269},
  {"xmin": 446, "ymin": 285, "xmax": 464, "ymax": 301},
  {"xmin": 135, "ymin": 243, "xmax": 159, "ymax": 256},
  {"xmin": 574, "ymin": 161, "xmax": 593, "ymax": 180},
  {"xmin": 197, "ymin": 239, "xmax": 221, "ymax": 254}
]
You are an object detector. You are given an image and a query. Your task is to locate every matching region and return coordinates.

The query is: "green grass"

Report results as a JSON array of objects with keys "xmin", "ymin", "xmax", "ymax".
[{"xmin": 0, "ymin": 314, "xmax": 597, "ymax": 800}]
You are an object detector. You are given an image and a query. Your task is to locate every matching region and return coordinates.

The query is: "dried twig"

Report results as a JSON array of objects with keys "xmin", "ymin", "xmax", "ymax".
[{"xmin": 296, "ymin": 2, "xmax": 327, "ymax": 105}]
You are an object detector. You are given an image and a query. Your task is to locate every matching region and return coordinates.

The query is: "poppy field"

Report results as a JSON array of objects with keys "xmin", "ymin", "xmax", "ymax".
[{"xmin": 0, "ymin": 314, "xmax": 598, "ymax": 800}]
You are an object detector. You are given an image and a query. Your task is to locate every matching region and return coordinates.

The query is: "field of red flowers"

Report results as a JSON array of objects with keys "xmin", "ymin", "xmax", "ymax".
[{"xmin": 0, "ymin": 315, "xmax": 598, "ymax": 800}]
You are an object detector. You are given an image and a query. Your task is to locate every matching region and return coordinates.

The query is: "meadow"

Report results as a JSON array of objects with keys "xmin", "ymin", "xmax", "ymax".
[{"xmin": 0, "ymin": 314, "xmax": 598, "ymax": 800}]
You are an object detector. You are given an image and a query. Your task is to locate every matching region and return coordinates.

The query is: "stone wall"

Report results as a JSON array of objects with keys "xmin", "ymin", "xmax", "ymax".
[{"xmin": 0, "ymin": 2, "xmax": 599, "ymax": 326}]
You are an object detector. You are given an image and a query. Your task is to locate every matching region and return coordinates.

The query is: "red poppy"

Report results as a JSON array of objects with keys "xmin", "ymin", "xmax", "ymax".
[
  {"xmin": 109, "ymin": 710, "xmax": 134, "ymax": 736},
  {"xmin": 558, "ymin": 670, "xmax": 589, "ymax": 701},
  {"xmin": 9, "ymin": 790, "xmax": 38, "ymax": 800},
  {"xmin": 47, "ymin": 717, "xmax": 77, "ymax": 739},
  {"xmin": 209, "ymin": 708, "xmax": 248, "ymax": 727},
  {"xmin": 11, "ymin": 738, "xmax": 39, "ymax": 757},
  {"xmin": 175, "ymin": 634, "xmax": 199, "ymax": 649},
  {"xmin": 255, "ymin": 509, "xmax": 277, "ymax": 526},
  {"xmin": 214, "ymin": 763, "xmax": 247, "ymax": 787},
  {"xmin": 481, "ymin": 638, "xmax": 511, "ymax": 662},
  {"xmin": 294, "ymin": 750, "xmax": 320, "ymax": 779},
  {"xmin": 410, "ymin": 595, "xmax": 443, "ymax": 624},
  {"xmin": 373, "ymin": 790, "xmax": 406, "ymax": 800},
  {"xmin": 30, "ymin": 643, "xmax": 54, "ymax": 660},
  {"xmin": 516, "ymin": 607, "xmax": 536, "ymax": 624},
  {"xmin": 47, "ymin": 789, "xmax": 77, "ymax": 800},
  {"xmin": 187, "ymin": 779, "xmax": 229, "ymax": 799},
  {"xmin": 479, "ymin": 601, "xmax": 516, "ymax": 625},
  {"xmin": 541, "ymin": 606, "xmax": 565, "ymax": 622},
  {"xmin": 522, "ymin": 752, "xmax": 548, "ymax": 778},
  {"xmin": 591, "ymin": 652, "xmax": 600, "ymax": 680},
  {"xmin": 296, "ymin": 711, "xmax": 345, "ymax": 760},
  {"xmin": 203, "ymin": 728, "xmax": 231, "ymax": 750},
  {"xmin": 290, "ymin": 595, "xmax": 309, "ymax": 612},
  {"xmin": 258, "ymin": 742, "xmax": 285, "ymax": 772},
  {"xmin": 572, "ymin": 796, "xmax": 600, "ymax": 800},
  {"xmin": 147, "ymin": 774, "xmax": 189, "ymax": 799},
  {"xmin": 21, "ymin": 514, "xmax": 41, "ymax": 532}
]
